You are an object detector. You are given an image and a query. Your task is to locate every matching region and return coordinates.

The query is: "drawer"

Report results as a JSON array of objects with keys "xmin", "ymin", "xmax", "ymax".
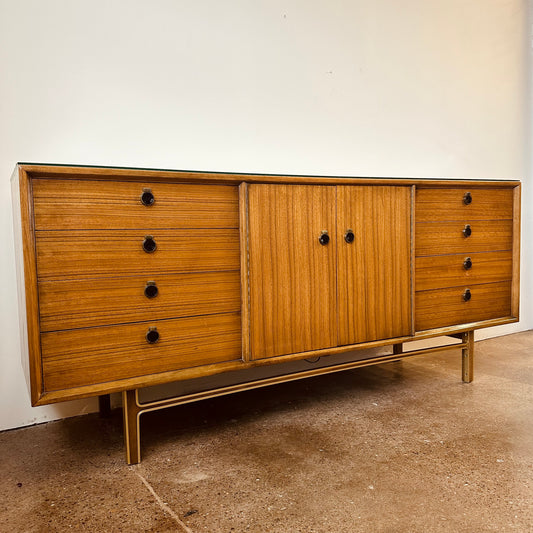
[
  {"xmin": 416, "ymin": 187, "xmax": 514, "ymax": 222},
  {"xmin": 41, "ymin": 313, "xmax": 242, "ymax": 392},
  {"xmin": 35, "ymin": 229, "xmax": 240, "ymax": 280},
  {"xmin": 415, "ymin": 220, "xmax": 512, "ymax": 256},
  {"xmin": 415, "ymin": 251, "xmax": 512, "ymax": 291},
  {"xmin": 415, "ymin": 281, "xmax": 512, "ymax": 331},
  {"xmin": 38, "ymin": 271, "xmax": 241, "ymax": 332},
  {"xmin": 32, "ymin": 179, "xmax": 239, "ymax": 230}
]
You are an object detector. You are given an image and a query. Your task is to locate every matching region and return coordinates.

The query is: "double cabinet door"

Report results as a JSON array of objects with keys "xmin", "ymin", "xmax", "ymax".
[{"xmin": 247, "ymin": 184, "xmax": 412, "ymax": 359}]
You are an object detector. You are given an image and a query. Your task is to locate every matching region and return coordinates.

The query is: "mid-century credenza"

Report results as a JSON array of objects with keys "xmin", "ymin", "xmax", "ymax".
[{"xmin": 12, "ymin": 164, "xmax": 520, "ymax": 463}]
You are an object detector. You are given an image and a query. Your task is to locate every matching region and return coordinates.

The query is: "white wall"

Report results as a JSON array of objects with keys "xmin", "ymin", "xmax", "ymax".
[{"xmin": 0, "ymin": 0, "xmax": 530, "ymax": 431}]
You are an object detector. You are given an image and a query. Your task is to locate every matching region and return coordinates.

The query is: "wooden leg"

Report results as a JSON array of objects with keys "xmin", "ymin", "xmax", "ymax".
[
  {"xmin": 123, "ymin": 390, "xmax": 142, "ymax": 464},
  {"xmin": 393, "ymin": 343, "xmax": 403, "ymax": 356},
  {"xmin": 98, "ymin": 394, "xmax": 111, "ymax": 418},
  {"xmin": 462, "ymin": 331, "xmax": 474, "ymax": 383}
]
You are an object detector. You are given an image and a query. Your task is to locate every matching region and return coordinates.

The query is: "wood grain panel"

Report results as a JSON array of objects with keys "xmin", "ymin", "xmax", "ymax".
[
  {"xmin": 21, "ymin": 164, "xmax": 520, "ymax": 188},
  {"xmin": 511, "ymin": 185, "xmax": 521, "ymax": 318},
  {"xmin": 41, "ymin": 313, "xmax": 242, "ymax": 391},
  {"xmin": 35, "ymin": 229, "xmax": 240, "ymax": 280},
  {"xmin": 337, "ymin": 186, "xmax": 412, "ymax": 344},
  {"xmin": 416, "ymin": 188, "xmax": 514, "ymax": 221},
  {"xmin": 416, "ymin": 251, "xmax": 512, "ymax": 291},
  {"xmin": 415, "ymin": 220, "xmax": 512, "ymax": 256},
  {"xmin": 39, "ymin": 271, "xmax": 241, "ymax": 331},
  {"xmin": 248, "ymin": 184, "xmax": 337, "ymax": 359},
  {"xmin": 415, "ymin": 281, "xmax": 512, "ymax": 331},
  {"xmin": 239, "ymin": 183, "xmax": 251, "ymax": 361},
  {"xmin": 11, "ymin": 168, "xmax": 44, "ymax": 405},
  {"xmin": 33, "ymin": 179, "xmax": 239, "ymax": 229}
]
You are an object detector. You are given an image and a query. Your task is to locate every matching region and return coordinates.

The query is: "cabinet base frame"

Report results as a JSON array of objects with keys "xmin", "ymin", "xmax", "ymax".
[{"xmin": 122, "ymin": 331, "xmax": 475, "ymax": 464}]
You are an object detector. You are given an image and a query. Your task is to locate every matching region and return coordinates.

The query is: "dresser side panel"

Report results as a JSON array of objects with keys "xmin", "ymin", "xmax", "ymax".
[
  {"xmin": 511, "ymin": 184, "xmax": 521, "ymax": 318},
  {"xmin": 12, "ymin": 168, "xmax": 42, "ymax": 404}
]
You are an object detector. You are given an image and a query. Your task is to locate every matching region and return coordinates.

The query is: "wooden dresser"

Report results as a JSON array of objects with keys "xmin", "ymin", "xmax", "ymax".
[{"xmin": 12, "ymin": 164, "xmax": 520, "ymax": 463}]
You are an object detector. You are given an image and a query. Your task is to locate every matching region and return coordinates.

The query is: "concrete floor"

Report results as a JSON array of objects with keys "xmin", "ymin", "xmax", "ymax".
[{"xmin": 1, "ymin": 332, "xmax": 532, "ymax": 532}]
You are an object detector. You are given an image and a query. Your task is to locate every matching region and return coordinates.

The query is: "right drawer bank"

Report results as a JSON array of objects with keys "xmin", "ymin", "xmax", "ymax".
[{"xmin": 415, "ymin": 187, "xmax": 516, "ymax": 331}]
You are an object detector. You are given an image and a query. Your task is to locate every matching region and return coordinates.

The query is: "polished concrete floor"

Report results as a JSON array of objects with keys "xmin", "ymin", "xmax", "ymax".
[{"xmin": 1, "ymin": 332, "xmax": 532, "ymax": 532}]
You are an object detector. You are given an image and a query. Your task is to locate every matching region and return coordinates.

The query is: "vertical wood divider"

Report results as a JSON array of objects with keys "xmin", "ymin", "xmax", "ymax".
[
  {"xmin": 239, "ymin": 182, "xmax": 250, "ymax": 361},
  {"xmin": 410, "ymin": 185, "xmax": 416, "ymax": 336},
  {"xmin": 511, "ymin": 184, "xmax": 521, "ymax": 319}
]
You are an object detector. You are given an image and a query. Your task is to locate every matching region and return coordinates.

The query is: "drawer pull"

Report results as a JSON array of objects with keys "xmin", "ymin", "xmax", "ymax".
[
  {"xmin": 344, "ymin": 229, "xmax": 355, "ymax": 243},
  {"xmin": 463, "ymin": 257, "xmax": 473, "ymax": 270},
  {"xmin": 463, "ymin": 224, "xmax": 472, "ymax": 238},
  {"xmin": 463, "ymin": 191, "xmax": 472, "ymax": 205},
  {"xmin": 140, "ymin": 188, "xmax": 155, "ymax": 206},
  {"xmin": 142, "ymin": 235, "xmax": 157, "ymax": 253},
  {"xmin": 319, "ymin": 230, "xmax": 330, "ymax": 246},
  {"xmin": 146, "ymin": 327, "xmax": 160, "ymax": 344},
  {"xmin": 463, "ymin": 288, "xmax": 472, "ymax": 302},
  {"xmin": 144, "ymin": 281, "xmax": 158, "ymax": 298}
]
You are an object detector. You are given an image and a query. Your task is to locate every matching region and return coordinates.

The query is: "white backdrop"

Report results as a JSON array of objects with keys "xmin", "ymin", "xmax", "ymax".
[{"xmin": 0, "ymin": 0, "xmax": 530, "ymax": 431}]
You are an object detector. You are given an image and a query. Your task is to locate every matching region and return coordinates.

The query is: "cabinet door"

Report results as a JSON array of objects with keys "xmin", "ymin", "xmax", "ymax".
[
  {"xmin": 248, "ymin": 185, "xmax": 337, "ymax": 359},
  {"xmin": 337, "ymin": 186, "xmax": 412, "ymax": 344}
]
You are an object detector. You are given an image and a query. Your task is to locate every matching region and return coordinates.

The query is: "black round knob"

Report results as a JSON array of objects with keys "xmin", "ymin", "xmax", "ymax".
[
  {"xmin": 144, "ymin": 281, "xmax": 158, "ymax": 298},
  {"xmin": 146, "ymin": 327, "xmax": 159, "ymax": 344},
  {"xmin": 463, "ymin": 224, "xmax": 472, "ymax": 238},
  {"xmin": 143, "ymin": 235, "xmax": 157, "ymax": 253},
  {"xmin": 463, "ymin": 289, "xmax": 472, "ymax": 302},
  {"xmin": 463, "ymin": 257, "xmax": 472, "ymax": 270},
  {"xmin": 141, "ymin": 189, "xmax": 155, "ymax": 206},
  {"xmin": 319, "ymin": 232, "xmax": 330, "ymax": 246},
  {"xmin": 463, "ymin": 192, "xmax": 472, "ymax": 205},
  {"xmin": 344, "ymin": 230, "xmax": 355, "ymax": 244}
]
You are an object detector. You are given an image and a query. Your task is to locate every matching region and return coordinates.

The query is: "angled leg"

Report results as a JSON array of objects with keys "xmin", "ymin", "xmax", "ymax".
[
  {"xmin": 122, "ymin": 390, "xmax": 142, "ymax": 464},
  {"xmin": 461, "ymin": 331, "xmax": 474, "ymax": 383}
]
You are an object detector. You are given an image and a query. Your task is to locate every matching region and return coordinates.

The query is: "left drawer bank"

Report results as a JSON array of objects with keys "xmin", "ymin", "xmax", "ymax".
[{"xmin": 12, "ymin": 164, "xmax": 244, "ymax": 405}]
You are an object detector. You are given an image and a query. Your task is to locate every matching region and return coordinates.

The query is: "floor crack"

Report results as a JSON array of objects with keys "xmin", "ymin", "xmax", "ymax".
[{"xmin": 132, "ymin": 466, "xmax": 194, "ymax": 533}]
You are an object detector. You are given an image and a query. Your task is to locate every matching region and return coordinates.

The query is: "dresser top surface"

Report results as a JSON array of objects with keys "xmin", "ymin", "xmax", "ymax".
[{"xmin": 14, "ymin": 162, "xmax": 520, "ymax": 188}]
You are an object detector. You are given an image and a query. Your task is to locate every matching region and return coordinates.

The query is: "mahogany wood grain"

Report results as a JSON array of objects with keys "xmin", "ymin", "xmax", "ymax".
[
  {"xmin": 35, "ymin": 229, "xmax": 240, "ymax": 280},
  {"xmin": 415, "ymin": 251, "xmax": 512, "ymax": 291},
  {"xmin": 336, "ymin": 186, "xmax": 412, "ymax": 344},
  {"xmin": 248, "ymin": 184, "xmax": 337, "ymax": 358},
  {"xmin": 239, "ymin": 183, "xmax": 251, "ymax": 361},
  {"xmin": 409, "ymin": 186, "xmax": 416, "ymax": 334},
  {"xmin": 11, "ymin": 168, "xmax": 43, "ymax": 405},
  {"xmin": 33, "ymin": 179, "xmax": 239, "ymax": 230},
  {"xmin": 416, "ymin": 188, "xmax": 514, "ymax": 221},
  {"xmin": 415, "ymin": 281, "xmax": 512, "ymax": 331},
  {"xmin": 415, "ymin": 220, "xmax": 513, "ymax": 256},
  {"xmin": 511, "ymin": 185, "xmax": 521, "ymax": 318},
  {"xmin": 41, "ymin": 313, "xmax": 242, "ymax": 391},
  {"xmin": 36, "ymin": 314, "xmax": 519, "ymax": 405},
  {"xmin": 38, "ymin": 271, "xmax": 241, "ymax": 332},
  {"xmin": 11, "ymin": 164, "xmax": 521, "ymax": 409}
]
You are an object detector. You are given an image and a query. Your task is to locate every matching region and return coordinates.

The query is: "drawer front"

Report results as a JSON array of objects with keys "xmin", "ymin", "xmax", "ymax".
[
  {"xmin": 41, "ymin": 313, "xmax": 242, "ymax": 391},
  {"xmin": 39, "ymin": 271, "xmax": 241, "ymax": 332},
  {"xmin": 415, "ymin": 220, "xmax": 512, "ymax": 256},
  {"xmin": 415, "ymin": 281, "xmax": 512, "ymax": 331},
  {"xmin": 36, "ymin": 229, "xmax": 240, "ymax": 280},
  {"xmin": 415, "ymin": 251, "xmax": 512, "ymax": 291},
  {"xmin": 416, "ymin": 188, "xmax": 514, "ymax": 222},
  {"xmin": 33, "ymin": 179, "xmax": 239, "ymax": 230}
]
